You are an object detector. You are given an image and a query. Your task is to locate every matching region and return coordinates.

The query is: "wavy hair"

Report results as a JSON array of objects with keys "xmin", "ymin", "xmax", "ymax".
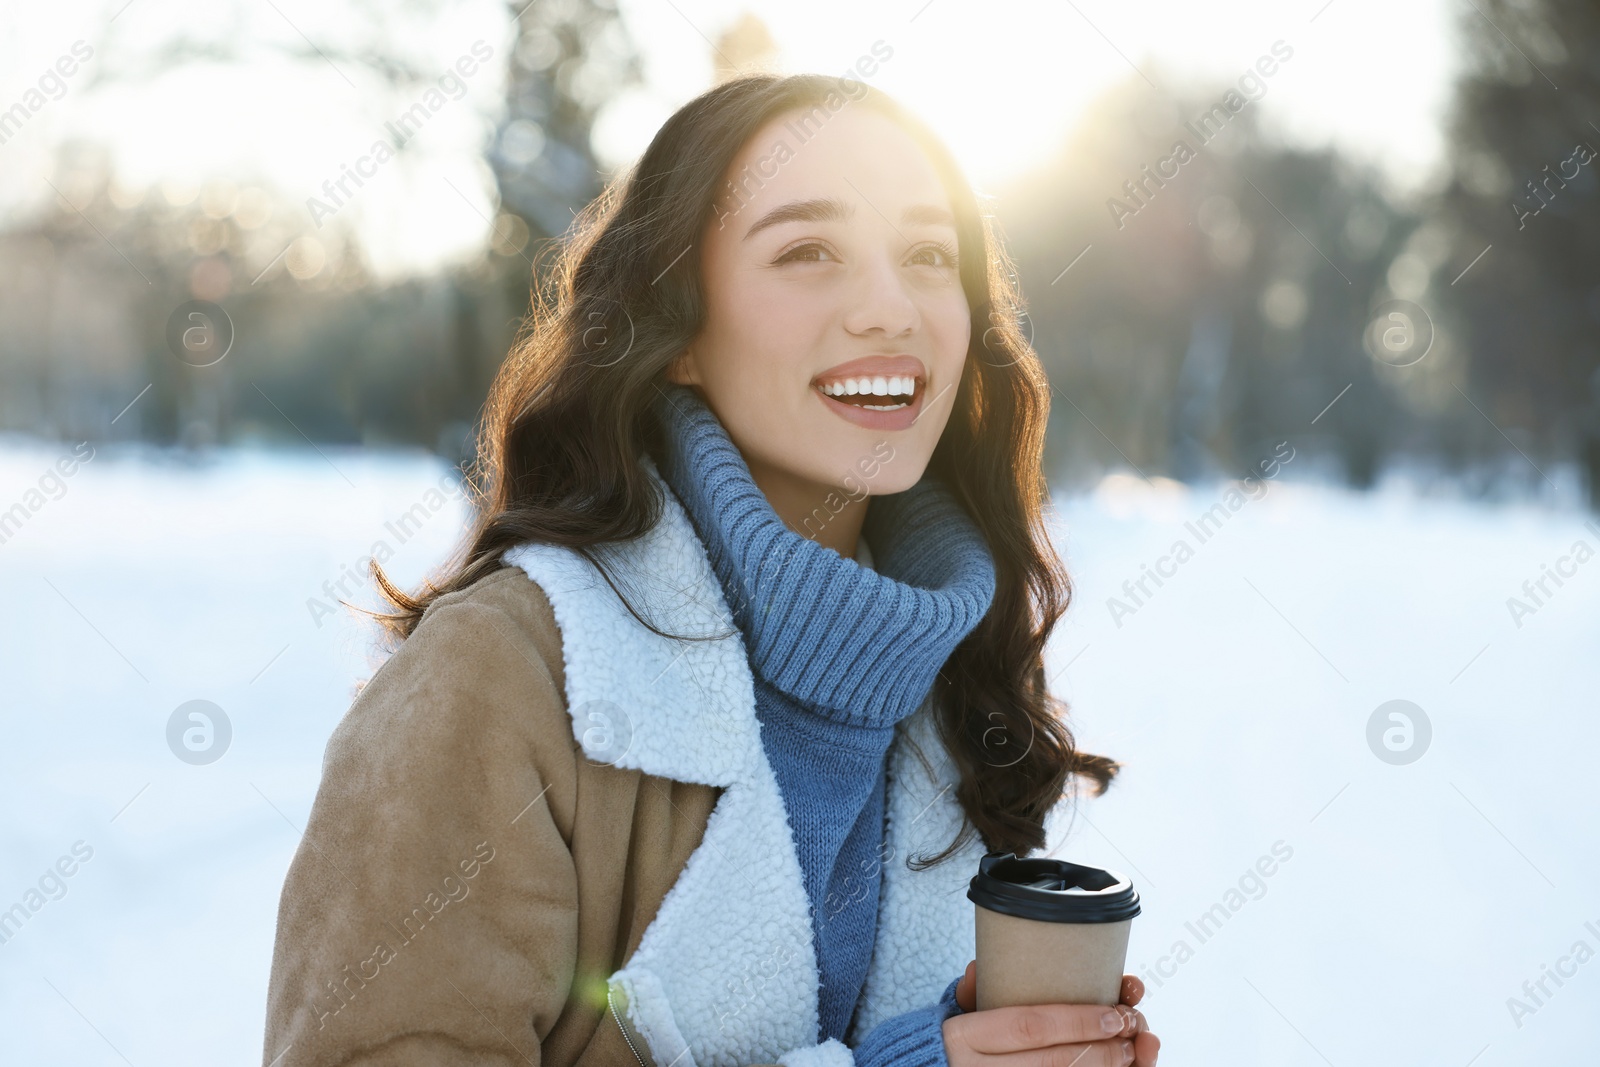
[{"xmin": 367, "ymin": 72, "xmax": 1120, "ymax": 865}]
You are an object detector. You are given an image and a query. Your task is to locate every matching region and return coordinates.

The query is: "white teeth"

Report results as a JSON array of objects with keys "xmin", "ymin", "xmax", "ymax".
[{"xmin": 818, "ymin": 374, "xmax": 918, "ymax": 398}]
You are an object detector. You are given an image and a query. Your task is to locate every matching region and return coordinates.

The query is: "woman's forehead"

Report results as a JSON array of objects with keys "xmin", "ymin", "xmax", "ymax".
[{"xmin": 717, "ymin": 107, "xmax": 953, "ymax": 231}]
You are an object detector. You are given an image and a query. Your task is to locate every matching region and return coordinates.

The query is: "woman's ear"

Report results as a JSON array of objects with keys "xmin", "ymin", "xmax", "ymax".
[{"xmin": 663, "ymin": 349, "xmax": 699, "ymax": 386}]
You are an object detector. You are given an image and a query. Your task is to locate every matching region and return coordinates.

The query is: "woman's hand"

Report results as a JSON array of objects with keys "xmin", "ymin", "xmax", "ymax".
[{"xmin": 942, "ymin": 960, "xmax": 1160, "ymax": 1066}]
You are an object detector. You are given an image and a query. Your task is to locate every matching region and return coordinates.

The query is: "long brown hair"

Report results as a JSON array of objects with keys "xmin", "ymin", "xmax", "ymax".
[{"xmin": 368, "ymin": 72, "xmax": 1120, "ymax": 864}]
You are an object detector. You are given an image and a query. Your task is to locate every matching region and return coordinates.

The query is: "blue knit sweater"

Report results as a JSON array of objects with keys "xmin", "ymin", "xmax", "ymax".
[{"xmin": 651, "ymin": 383, "xmax": 995, "ymax": 1064}]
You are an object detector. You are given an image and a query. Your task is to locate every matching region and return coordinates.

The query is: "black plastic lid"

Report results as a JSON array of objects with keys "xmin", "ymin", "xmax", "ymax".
[{"xmin": 967, "ymin": 851, "xmax": 1141, "ymax": 924}]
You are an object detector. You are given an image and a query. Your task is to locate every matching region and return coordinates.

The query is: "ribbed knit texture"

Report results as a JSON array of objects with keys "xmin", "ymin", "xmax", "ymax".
[
  {"xmin": 650, "ymin": 383, "xmax": 993, "ymax": 1061},
  {"xmin": 851, "ymin": 976, "xmax": 966, "ymax": 1063}
]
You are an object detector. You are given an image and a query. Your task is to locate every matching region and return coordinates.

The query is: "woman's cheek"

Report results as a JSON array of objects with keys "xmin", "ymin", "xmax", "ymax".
[{"xmin": 931, "ymin": 300, "xmax": 971, "ymax": 369}]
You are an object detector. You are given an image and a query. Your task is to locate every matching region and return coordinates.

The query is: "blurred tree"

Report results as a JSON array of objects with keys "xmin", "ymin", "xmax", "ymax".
[
  {"xmin": 473, "ymin": 0, "xmax": 646, "ymax": 464},
  {"xmin": 0, "ymin": 142, "xmax": 377, "ymax": 446},
  {"xmin": 488, "ymin": 0, "xmax": 643, "ymax": 243},
  {"xmin": 0, "ymin": 0, "xmax": 645, "ymax": 457},
  {"xmin": 995, "ymin": 79, "xmax": 1429, "ymax": 490},
  {"xmin": 713, "ymin": 12, "xmax": 780, "ymax": 83},
  {"xmin": 1434, "ymin": 0, "xmax": 1600, "ymax": 502}
]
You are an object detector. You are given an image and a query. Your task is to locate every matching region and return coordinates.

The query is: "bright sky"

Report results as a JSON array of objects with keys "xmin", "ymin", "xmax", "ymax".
[
  {"xmin": 0, "ymin": 0, "xmax": 1459, "ymax": 278},
  {"xmin": 599, "ymin": 0, "xmax": 1460, "ymax": 194}
]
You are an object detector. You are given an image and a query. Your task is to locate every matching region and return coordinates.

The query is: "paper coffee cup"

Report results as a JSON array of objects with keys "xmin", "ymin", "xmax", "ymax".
[{"xmin": 968, "ymin": 851, "xmax": 1141, "ymax": 1009}]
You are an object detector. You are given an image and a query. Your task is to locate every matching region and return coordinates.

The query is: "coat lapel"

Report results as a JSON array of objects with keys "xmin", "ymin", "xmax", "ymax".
[
  {"xmin": 850, "ymin": 701, "xmax": 985, "ymax": 1040},
  {"xmin": 503, "ymin": 454, "xmax": 985, "ymax": 1067}
]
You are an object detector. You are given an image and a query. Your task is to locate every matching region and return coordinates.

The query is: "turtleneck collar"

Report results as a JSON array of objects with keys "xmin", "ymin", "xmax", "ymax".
[{"xmin": 648, "ymin": 382, "xmax": 997, "ymax": 728}]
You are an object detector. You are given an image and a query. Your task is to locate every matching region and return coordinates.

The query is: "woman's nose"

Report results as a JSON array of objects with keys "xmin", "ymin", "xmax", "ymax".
[{"xmin": 843, "ymin": 255, "xmax": 919, "ymax": 337}]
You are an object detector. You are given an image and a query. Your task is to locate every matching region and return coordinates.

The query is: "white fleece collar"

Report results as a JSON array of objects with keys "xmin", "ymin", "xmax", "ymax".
[{"xmin": 503, "ymin": 454, "xmax": 985, "ymax": 1067}]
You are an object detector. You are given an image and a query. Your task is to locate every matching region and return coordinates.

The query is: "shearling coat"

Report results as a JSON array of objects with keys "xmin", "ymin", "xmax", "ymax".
[{"xmin": 262, "ymin": 454, "xmax": 995, "ymax": 1067}]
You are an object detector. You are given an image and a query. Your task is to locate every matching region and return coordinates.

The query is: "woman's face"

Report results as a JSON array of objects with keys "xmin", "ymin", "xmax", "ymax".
[{"xmin": 665, "ymin": 102, "xmax": 971, "ymax": 530}]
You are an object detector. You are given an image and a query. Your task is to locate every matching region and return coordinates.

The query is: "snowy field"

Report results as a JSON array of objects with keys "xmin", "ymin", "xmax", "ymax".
[{"xmin": 0, "ymin": 438, "xmax": 1595, "ymax": 1065}]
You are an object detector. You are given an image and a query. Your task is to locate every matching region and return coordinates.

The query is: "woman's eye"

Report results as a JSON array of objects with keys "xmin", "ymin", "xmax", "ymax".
[
  {"xmin": 776, "ymin": 242, "xmax": 834, "ymax": 264},
  {"xmin": 774, "ymin": 241, "xmax": 958, "ymax": 268},
  {"xmin": 911, "ymin": 242, "xmax": 959, "ymax": 269}
]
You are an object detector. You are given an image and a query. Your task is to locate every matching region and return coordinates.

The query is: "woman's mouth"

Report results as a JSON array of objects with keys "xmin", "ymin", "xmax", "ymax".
[
  {"xmin": 816, "ymin": 374, "xmax": 920, "ymax": 410},
  {"xmin": 811, "ymin": 374, "xmax": 926, "ymax": 430}
]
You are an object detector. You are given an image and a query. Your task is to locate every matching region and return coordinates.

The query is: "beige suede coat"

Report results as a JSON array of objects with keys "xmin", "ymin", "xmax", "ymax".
[{"xmin": 263, "ymin": 455, "xmax": 994, "ymax": 1067}]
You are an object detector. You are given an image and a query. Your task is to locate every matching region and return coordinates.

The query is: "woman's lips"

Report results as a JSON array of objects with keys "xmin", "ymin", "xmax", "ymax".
[{"xmin": 812, "ymin": 377, "xmax": 926, "ymax": 431}]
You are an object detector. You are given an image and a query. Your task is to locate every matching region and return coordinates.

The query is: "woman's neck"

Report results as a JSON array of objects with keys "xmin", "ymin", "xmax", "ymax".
[
  {"xmin": 744, "ymin": 452, "xmax": 868, "ymax": 560},
  {"xmin": 649, "ymin": 381, "xmax": 998, "ymax": 724}
]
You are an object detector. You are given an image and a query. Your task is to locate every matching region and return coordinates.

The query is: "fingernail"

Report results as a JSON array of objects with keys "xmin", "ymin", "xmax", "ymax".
[
  {"xmin": 1121, "ymin": 1039, "xmax": 1135, "ymax": 1064},
  {"xmin": 1101, "ymin": 1009, "xmax": 1123, "ymax": 1034}
]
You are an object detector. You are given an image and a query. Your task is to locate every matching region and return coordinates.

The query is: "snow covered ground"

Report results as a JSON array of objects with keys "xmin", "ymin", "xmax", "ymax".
[{"xmin": 1, "ymin": 439, "xmax": 1594, "ymax": 1064}]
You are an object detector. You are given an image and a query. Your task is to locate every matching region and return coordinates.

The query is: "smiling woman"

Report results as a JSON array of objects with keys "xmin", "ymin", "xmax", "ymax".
[{"xmin": 263, "ymin": 72, "xmax": 1156, "ymax": 1067}]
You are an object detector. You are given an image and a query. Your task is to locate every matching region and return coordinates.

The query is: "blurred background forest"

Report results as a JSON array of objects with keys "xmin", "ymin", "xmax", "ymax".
[{"xmin": 1, "ymin": 0, "xmax": 1596, "ymax": 499}]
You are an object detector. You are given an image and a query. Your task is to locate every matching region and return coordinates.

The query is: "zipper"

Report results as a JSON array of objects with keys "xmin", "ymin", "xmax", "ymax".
[{"xmin": 608, "ymin": 981, "xmax": 651, "ymax": 1067}]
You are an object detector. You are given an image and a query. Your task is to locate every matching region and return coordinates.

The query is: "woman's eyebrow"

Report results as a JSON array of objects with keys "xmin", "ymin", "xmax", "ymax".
[{"xmin": 743, "ymin": 197, "xmax": 955, "ymax": 241}]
